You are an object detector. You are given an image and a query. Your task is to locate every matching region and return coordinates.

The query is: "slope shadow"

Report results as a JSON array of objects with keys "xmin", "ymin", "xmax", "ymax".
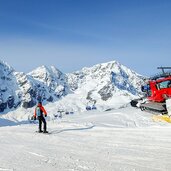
[
  {"xmin": 50, "ymin": 125, "xmax": 95, "ymax": 134},
  {"xmin": 0, "ymin": 118, "xmax": 17, "ymax": 127}
]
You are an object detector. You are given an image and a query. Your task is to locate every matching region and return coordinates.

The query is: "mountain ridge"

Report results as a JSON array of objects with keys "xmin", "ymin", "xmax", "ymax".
[{"xmin": 0, "ymin": 60, "xmax": 144, "ymax": 113}]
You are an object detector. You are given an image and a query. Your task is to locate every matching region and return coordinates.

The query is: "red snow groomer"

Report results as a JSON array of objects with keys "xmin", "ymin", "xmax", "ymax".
[{"xmin": 131, "ymin": 67, "xmax": 171, "ymax": 114}]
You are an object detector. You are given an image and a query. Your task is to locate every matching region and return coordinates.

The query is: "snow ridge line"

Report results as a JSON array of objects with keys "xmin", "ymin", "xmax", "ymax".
[
  {"xmin": 50, "ymin": 124, "xmax": 95, "ymax": 134},
  {"xmin": 0, "ymin": 168, "xmax": 13, "ymax": 171}
]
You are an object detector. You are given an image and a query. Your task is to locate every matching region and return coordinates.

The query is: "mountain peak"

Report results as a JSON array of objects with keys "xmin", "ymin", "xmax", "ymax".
[
  {"xmin": 28, "ymin": 65, "xmax": 64, "ymax": 81},
  {"xmin": 67, "ymin": 60, "xmax": 144, "ymax": 102},
  {"xmin": 0, "ymin": 60, "xmax": 14, "ymax": 74}
]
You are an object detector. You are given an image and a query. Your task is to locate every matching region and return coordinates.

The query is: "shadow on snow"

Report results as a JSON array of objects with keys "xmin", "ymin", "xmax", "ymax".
[{"xmin": 50, "ymin": 125, "xmax": 95, "ymax": 134}]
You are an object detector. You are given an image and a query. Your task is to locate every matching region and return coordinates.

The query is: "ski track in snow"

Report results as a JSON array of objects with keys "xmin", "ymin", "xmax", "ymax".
[
  {"xmin": 50, "ymin": 124, "xmax": 95, "ymax": 134},
  {"xmin": 27, "ymin": 152, "xmax": 46, "ymax": 158},
  {"xmin": 1, "ymin": 107, "xmax": 171, "ymax": 170},
  {"xmin": 0, "ymin": 168, "xmax": 13, "ymax": 171}
]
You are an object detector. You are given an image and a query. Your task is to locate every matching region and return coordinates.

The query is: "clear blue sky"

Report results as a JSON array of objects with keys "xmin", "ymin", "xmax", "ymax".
[{"xmin": 0, "ymin": 0, "xmax": 171, "ymax": 76}]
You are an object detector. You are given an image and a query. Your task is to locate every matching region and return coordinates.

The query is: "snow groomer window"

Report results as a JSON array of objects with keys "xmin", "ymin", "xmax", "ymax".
[{"xmin": 158, "ymin": 81, "xmax": 171, "ymax": 89}]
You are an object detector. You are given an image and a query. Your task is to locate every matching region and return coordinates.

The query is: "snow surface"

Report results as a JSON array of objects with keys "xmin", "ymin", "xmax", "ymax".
[{"xmin": 1, "ymin": 106, "xmax": 171, "ymax": 171}]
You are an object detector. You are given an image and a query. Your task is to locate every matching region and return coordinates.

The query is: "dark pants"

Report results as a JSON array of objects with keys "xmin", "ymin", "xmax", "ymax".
[{"xmin": 38, "ymin": 116, "xmax": 47, "ymax": 132}]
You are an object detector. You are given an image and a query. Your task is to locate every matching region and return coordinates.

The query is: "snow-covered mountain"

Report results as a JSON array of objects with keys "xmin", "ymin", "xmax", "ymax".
[
  {"xmin": 0, "ymin": 60, "xmax": 145, "ymax": 113},
  {"xmin": 65, "ymin": 61, "xmax": 144, "ymax": 111},
  {"xmin": 68, "ymin": 61, "xmax": 143, "ymax": 99},
  {"xmin": 27, "ymin": 65, "xmax": 70, "ymax": 104},
  {"xmin": 0, "ymin": 61, "xmax": 70, "ymax": 112},
  {"xmin": 0, "ymin": 61, "xmax": 20, "ymax": 112}
]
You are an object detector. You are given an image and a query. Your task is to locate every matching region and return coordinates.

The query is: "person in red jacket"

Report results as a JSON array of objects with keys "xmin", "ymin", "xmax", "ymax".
[{"xmin": 34, "ymin": 102, "xmax": 48, "ymax": 133}]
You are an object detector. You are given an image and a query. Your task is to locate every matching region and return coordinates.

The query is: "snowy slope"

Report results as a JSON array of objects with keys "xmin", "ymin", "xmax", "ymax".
[{"xmin": 1, "ymin": 107, "xmax": 171, "ymax": 171}]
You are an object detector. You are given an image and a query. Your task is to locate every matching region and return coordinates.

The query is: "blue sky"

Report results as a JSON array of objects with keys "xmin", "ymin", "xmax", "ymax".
[{"xmin": 0, "ymin": 0, "xmax": 171, "ymax": 76}]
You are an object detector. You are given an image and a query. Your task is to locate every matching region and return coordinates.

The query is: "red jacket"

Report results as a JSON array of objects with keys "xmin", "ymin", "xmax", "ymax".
[{"xmin": 34, "ymin": 104, "xmax": 47, "ymax": 117}]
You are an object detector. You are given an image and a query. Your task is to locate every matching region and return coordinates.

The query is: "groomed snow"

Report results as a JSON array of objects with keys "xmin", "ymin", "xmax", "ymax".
[{"xmin": 1, "ymin": 106, "xmax": 171, "ymax": 171}]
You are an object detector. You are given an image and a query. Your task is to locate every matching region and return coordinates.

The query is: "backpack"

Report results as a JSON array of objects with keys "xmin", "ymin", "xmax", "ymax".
[{"xmin": 36, "ymin": 107, "xmax": 41, "ymax": 117}]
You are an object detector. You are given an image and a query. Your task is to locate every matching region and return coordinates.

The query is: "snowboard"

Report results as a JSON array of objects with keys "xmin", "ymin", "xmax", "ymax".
[{"xmin": 35, "ymin": 131, "xmax": 51, "ymax": 134}]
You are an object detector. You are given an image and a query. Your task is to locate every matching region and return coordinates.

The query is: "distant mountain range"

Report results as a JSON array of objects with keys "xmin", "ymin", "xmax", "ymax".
[{"xmin": 0, "ymin": 60, "xmax": 145, "ymax": 113}]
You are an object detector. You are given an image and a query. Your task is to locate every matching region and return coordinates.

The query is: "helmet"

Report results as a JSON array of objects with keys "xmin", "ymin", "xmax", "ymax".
[{"xmin": 38, "ymin": 101, "xmax": 42, "ymax": 106}]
